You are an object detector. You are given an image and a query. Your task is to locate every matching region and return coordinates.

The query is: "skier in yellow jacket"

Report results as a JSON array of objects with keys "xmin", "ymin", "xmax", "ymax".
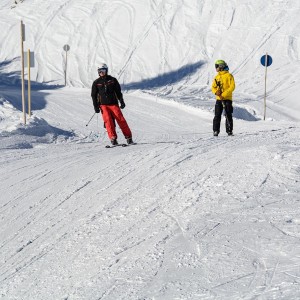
[{"xmin": 211, "ymin": 59, "xmax": 235, "ymax": 136}]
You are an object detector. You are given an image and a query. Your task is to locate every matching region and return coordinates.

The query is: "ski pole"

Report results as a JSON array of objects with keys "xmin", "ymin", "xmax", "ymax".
[{"xmin": 86, "ymin": 113, "xmax": 96, "ymax": 127}]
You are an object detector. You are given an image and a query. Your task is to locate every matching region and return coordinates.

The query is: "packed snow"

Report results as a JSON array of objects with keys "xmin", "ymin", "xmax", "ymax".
[{"xmin": 0, "ymin": 1, "xmax": 300, "ymax": 299}]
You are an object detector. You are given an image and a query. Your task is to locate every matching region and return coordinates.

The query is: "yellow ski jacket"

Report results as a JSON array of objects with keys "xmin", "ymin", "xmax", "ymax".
[{"xmin": 211, "ymin": 71, "xmax": 235, "ymax": 101}]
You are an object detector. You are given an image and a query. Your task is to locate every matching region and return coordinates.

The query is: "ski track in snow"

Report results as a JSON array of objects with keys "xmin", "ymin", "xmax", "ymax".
[
  {"xmin": 0, "ymin": 88, "xmax": 300, "ymax": 299},
  {"xmin": 1, "ymin": 0, "xmax": 300, "ymax": 299}
]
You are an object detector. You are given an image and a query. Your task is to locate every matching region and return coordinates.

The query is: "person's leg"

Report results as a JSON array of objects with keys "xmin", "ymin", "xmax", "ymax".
[
  {"xmin": 110, "ymin": 105, "xmax": 132, "ymax": 138},
  {"xmin": 224, "ymin": 100, "xmax": 233, "ymax": 133},
  {"xmin": 101, "ymin": 105, "xmax": 118, "ymax": 140},
  {"xmin": 213, "ymin": 101, "xmax": 223, "ymax": 134}
]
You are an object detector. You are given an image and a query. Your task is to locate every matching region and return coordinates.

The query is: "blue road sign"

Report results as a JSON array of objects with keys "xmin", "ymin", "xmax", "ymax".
[
  {"xmin": 260, "ymin": 54, "xmax": 273, "ymax": 67},
  {"xmin": 63, "ymin": 44, "xmax": 70, "ymax": 51}
]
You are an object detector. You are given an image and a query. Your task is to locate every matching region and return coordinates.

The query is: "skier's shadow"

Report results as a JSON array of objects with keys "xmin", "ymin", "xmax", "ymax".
[{"xmin": 122, "ymin": 61, "xmax": 205, "ymax": 90}]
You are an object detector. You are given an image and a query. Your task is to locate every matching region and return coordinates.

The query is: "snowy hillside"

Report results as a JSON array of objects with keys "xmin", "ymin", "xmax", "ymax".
[
  {"xmin": 1, "ymin": 0, "xmax": 300, "ymax": 120},
  {"xmin": 1, "ymin": 1, "xmax": 300, "ymax": 299}
]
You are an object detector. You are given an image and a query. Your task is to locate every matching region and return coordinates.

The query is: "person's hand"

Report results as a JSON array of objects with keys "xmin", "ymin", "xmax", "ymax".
[
  {"xmin": 120, "ymin": 101, "xmax": 126, "ymax": 109},
  {"xmin": 215, "ymin": 90, "xmax": 222, "ymax": 96}
]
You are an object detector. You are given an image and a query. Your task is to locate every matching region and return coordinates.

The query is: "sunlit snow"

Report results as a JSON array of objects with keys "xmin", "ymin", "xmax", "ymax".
[{"xmin": 0, "ymin": 1, "xmax": 300, "ymax": 299}]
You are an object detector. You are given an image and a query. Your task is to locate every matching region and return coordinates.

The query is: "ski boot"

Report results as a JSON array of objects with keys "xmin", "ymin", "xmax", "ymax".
[
  {"xmin": 111, "ymin": 138, "xmax": 118, "ymax": 145},
  {"xmin": 126, "ymin": 136, "xmax": 134, "ymax": 144}
]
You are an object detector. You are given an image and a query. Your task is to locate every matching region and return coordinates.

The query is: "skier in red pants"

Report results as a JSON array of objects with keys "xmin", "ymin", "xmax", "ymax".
[{"xmin": 91, "ymin": 63, "xmax": 133, "ymax": 145}]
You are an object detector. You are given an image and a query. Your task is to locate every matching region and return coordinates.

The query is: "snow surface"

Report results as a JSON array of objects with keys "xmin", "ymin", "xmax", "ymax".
[{"xmin": 0, "ymin": 0, "xmax": 300, "ymax": 299}]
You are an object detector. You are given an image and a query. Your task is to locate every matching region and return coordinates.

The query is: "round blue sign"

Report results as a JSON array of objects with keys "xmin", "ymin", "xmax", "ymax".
[
  {"xmin": 260, "ymin": 55, "xmax": 273, "ymax": 67},
  {"xmin": 63, "ymin": 44, "xmax": 70, "ymax": 51}
]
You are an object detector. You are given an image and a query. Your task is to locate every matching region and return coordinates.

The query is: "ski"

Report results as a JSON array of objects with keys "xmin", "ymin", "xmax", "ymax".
[
  {"xmin": 105, "ymin": 143, "xmax": 127, "ymax": 148},
  {"xmin": 105, "ymin": 142, "xmax": 137, "ymax": 148}
]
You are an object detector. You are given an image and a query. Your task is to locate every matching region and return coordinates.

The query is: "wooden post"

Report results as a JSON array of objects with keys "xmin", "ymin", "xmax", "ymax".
[
  {"xmin": 263, "ymin": 53, "xmax": 268, "ymax": 121},
  {"xmin": 21, "ymin": 20, "xmax": 26, "ymax": 124},
  {"xmin": 28, "ymin": 49, "xmax": 31, "ymax": 117}
]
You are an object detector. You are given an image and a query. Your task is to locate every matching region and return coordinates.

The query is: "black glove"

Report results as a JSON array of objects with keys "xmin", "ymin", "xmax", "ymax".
[
  {"xmin": 120, "ymin": 100, "xmax": 126, "ymax": 109},
  {"xmin": 94, "ymin": 107, "xmax": 100, "ymax": 113}
]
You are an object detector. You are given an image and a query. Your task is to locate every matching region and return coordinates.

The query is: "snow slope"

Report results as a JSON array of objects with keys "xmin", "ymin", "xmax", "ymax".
[
  {"xmin": 1, "ymin": 0, "xmax": 300, "ymax": 299},
  {"xmin": 1, "ymin": 88, "xmax": 300, "ymax": 299},
  {"xmin": 1, "ymin": 0, "xmax": 300, "ymax": 120}
]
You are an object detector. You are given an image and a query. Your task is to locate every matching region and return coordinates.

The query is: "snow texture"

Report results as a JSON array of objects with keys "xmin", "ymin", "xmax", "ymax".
[{"xmin": 0, "ymin": 1, "xmax": 300, "ymax": 299}]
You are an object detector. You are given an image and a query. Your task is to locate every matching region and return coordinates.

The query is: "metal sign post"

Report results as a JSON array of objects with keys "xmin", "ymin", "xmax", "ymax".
[
  {"xmin": 63, "ymin": 44, "xmax": 70, "ymax": 86},
  {"xmin": 20, "ymin": 20, "xmax": 26, "ymax": 124},
  {"xmin": 260, "ymin": 53, "xmax": 273, "ymax": 120}
]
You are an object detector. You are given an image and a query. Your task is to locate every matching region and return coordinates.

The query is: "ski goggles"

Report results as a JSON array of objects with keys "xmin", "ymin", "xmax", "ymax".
[
  {"xmin": 215, "ymin": 64, "xmax": 226, "ymax": 69},
  {"xmin": 98, "ymin": 68, "xmax": 107, "ymax": 73}
]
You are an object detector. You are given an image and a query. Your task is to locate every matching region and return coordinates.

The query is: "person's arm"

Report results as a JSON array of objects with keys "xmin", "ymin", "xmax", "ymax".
[
  {"xmin": 212, "ymin": 77, "xmax": 223, "ymax": 99},
  {"xmin": 114, "ymin": 79, "xmax": 125, "ymax": 108},
  {"xmin": 211, "ymin": 77, "xmax": 219, "ymax": 95},
  {"xmin": 91, "ymin": 81, "xmax": 100, "ymax": 113}
]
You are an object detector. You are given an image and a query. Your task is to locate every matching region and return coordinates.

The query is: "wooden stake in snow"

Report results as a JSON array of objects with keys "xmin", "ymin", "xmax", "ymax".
[
  {"xmin": 24, "ymin": 50, "xmax": 35, "ymax": 118},
  {"xmin": 27, "ymin": 49, "xmax": 31, "ymax": 117},
  {"xmin": 20, "ymin": 20, "xmax": 26, "ymax": 124}
]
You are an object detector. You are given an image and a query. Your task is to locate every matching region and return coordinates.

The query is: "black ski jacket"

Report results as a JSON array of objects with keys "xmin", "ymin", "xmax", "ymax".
[{"xmin": 91, "ymin": 75, "xmax": 123, "ymax": 110}]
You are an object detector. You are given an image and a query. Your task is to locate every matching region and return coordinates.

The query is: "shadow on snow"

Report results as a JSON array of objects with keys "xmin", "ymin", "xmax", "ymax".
[
  {"xmin": 122, "ymin": 61, "xmax": 205, "ymax": 91},
  {"xmin": 0, "ymin": 58, "xmax": 64, "ymax": 111},
  {"xmin": 0, "ymin": 59, "xmax": 74, "ymax": 145},
  {"xmin": 233, "ymin": 106, "xmax": 259, "ymax": 121}
]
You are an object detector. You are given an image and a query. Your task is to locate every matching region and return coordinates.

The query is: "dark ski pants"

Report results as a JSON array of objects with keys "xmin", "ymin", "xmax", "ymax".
[{"xmin": 213, "ymin": 100, "xmax": 233, "ymax": 133}]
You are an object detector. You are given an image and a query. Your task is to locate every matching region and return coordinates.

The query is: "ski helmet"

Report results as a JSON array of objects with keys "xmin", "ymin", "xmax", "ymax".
[
  {"xmin": 98, "ymin": 63, "xmax": 108, "ymax": 73},
  {"xmin": 215, "ymin": 59, "xmax": 227, "ymax": 70},
  {"xmin": 215, "ymin": 59, "xmax": 226, "ymax": 65}
]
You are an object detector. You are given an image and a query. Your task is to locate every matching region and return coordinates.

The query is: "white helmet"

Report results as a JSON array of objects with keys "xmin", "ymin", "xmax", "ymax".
[{"xmin": 98, "ymin": 63, "xmax": 108, "ymax": 73}]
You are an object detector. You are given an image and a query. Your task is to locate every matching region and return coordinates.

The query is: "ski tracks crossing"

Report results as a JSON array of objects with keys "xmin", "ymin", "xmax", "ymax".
[{"xmin": 1, "ymin": 90, "xmax": 300, "ymax": 299}]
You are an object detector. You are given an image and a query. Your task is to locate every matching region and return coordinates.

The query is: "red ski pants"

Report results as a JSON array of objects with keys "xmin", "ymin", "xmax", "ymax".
[{"xmin": 100, "ymin": 105, "xmax": 132, "ymax": 140}]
